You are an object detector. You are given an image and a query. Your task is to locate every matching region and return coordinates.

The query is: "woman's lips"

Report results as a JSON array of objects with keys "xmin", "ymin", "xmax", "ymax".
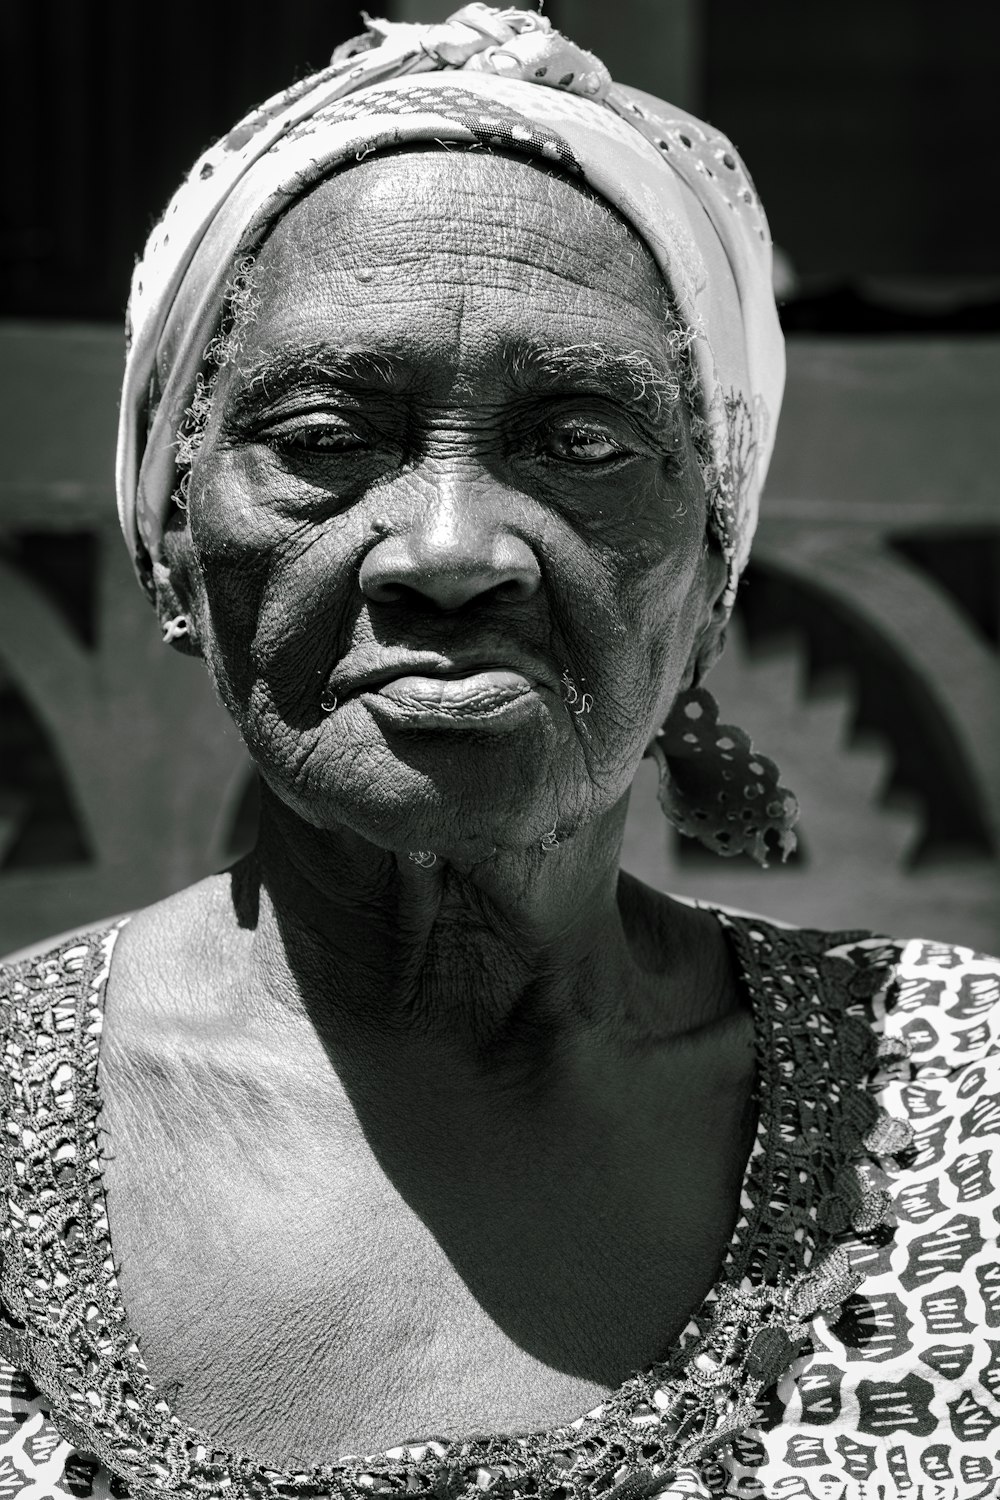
[
  {"xmin": 376, "ymin": 667, "xmax": 531, "ymax": 707},
  {"xmin": 359, "ymin": 667, "xmax": 541, "ymax": 730}
]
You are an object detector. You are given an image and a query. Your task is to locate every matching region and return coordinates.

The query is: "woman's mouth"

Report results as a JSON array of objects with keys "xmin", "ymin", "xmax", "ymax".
[
  {"xmin": 359, "ymin": 667, "xmax": 543, "ymax": 731},
  {"xmin": 376, "ymin": 666, "xmax": 531, "ymax": 706}
]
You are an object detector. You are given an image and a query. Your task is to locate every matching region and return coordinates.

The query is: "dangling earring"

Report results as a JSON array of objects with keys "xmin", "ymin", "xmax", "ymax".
[
  {"xmin": 162, "ymin": 614, "xmax": 190, "ymax": 645},
  {"xmin": 648, "ymin": 683, "xmax": 798, "ymax": 866}
]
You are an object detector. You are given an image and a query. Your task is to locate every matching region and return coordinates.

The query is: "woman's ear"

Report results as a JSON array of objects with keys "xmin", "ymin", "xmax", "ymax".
[
  {"xmin": 151, "ymin": 544, "xmax": 203, "ymax": 658},
  {"xmin": 682, "ymin": 543, "xmax": 730, "ymax": 689}
]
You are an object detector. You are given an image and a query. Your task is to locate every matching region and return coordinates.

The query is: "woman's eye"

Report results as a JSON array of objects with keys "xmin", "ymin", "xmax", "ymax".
[
  {"xmin": 545, "ymin": 424, "xmax": 625, "ymax": 464},
  {"xmin": 265, "ymin": 417, "xmax": 368, "ymax": 454}
]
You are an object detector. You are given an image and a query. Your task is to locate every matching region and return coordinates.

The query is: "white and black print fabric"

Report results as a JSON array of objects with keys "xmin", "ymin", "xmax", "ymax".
[{"xmin": 0, "ymin": 919, "xmax": 997, "ymax": 1499}]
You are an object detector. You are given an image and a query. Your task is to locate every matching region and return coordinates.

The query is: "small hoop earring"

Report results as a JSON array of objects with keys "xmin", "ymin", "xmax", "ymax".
[
  {"xmin": 320, "ymin": 693, "xmax": 339, "ymax": 714},
  {"xmin": 408, "ymin": 850, "xmax": 437, "ymax": 869},
  {"xmin": 162, "ymin": 615, "xmax": 190, "ymax": 645},
  {"xmin": 560, "ymin": 670, "xmax": 593, "ymax": 716}
]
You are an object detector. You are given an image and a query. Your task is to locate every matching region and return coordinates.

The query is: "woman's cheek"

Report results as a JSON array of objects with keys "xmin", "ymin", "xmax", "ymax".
[
  {"xmin": 185, "ymin": 461, "xmax": 300, "ymax": 708},
  {"xmin": 602, "ymin": 537, "xmax": 711, "ymax": 731}
]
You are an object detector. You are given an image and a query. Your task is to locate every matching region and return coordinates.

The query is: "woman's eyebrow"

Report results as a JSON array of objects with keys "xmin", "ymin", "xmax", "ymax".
[
  {"xmin": 227, "ymin": 344, "xmax": 403, "ymax": 412},
  {"xmin": 502, "ymin": 341, "xmax": 683, "ymax": 429},
  {"xmin": 224, "ymin": 339, "xmax": 683, "ymax": 432}
]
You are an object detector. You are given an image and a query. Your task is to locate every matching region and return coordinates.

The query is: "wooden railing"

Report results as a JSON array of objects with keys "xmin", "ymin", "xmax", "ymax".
[{"xmin": 1, "ymin": 326, "xmax": 997, "ymax": 953}]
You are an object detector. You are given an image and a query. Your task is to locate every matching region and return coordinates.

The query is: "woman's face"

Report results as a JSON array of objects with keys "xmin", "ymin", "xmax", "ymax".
[{"xmin": 177, "ymin": 150, "xmax": 722, "ymax": 859}]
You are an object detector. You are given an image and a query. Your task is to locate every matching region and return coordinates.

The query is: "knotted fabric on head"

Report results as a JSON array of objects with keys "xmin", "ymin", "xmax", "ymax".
[{"xmin": 116, "ymin": 4, "xmax": 785, "ymax": 611}]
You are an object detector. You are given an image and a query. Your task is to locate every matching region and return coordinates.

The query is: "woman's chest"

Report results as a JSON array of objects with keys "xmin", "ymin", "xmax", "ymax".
[
  {"xmin": 112, "ymin": 1176, "xmax": 615, "ymax": 1463},
  {"xmin": 100, "ymin": 1060, "xmax": 753, "ymax": 1466}
]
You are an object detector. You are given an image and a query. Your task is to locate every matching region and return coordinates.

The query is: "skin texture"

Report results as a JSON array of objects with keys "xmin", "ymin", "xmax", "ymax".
[{"xmin": 99, "ymin": 150, "xmax": 757, "ymax": 1464}]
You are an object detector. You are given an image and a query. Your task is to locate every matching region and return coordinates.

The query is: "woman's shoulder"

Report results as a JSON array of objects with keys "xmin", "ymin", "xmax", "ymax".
[
  {"xmin": 0, "ymin": 917, "xmax": 128, "ymax": 971},
  {"xmin": 710, "ymin": 904, "xmax": 1000, "ymax": 1077},
  {"xmin": 0, "ymin": 868, "xmax": 249, "ymax": 991},
  {"xmin": 878, "ymin": 931, "xmax": 999, "ymax": 1070},
  {"xmin": 0, "ymin": 921, "xmax": 125, "ymax": 1061},
  {"xmin": 716, "ymin": 904, "xmax": 997, "ymax": 1000},
  {"xmin": 815, "ymin": 926, "xmax": 999, "ymax": 1071},
  {"xmin": 0, "ymin": 920, "xmax": 126, "ymax": 1009}
]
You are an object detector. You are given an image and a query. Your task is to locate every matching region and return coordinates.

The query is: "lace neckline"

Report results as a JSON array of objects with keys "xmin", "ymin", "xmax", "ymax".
[{"xmin": 0, "ymin": 915, "xmax": 911, "ymax": 1499}]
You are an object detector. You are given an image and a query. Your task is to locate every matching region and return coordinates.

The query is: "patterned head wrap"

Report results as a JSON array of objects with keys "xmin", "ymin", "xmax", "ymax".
[{"xmin": 116, "ymin": 4, "xmax": 784, "ymax": 610}]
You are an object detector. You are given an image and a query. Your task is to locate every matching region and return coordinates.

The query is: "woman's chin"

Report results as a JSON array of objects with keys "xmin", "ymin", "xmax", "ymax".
[
  {"xmin": 248, "ymin": 689, "xmax": 590, "ymax": 855},
  {"xmin": 259, "ymin": 752, "xmax": 569, "ymax": 859},
  {"xmin": 363, "ymin": 797, "xmax": 562, "ymax": 863}
]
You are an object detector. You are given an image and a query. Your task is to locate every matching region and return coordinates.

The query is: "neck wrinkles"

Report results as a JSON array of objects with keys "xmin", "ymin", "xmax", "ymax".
[{"xmin": 237, "ymin": 784, "xmax": 664, "ymax": 1062}]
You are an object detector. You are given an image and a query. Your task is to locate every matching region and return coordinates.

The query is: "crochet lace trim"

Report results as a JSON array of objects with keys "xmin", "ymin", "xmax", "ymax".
[{"xmin": 0, "ymin": 917, "xmax": 913, "ymax": 1500}]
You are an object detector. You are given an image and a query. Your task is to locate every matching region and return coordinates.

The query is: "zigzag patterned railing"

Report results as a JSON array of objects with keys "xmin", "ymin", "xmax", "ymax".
[{"xmin": 1, "ymin": 329, "xmax": 997, "ymax": 952}]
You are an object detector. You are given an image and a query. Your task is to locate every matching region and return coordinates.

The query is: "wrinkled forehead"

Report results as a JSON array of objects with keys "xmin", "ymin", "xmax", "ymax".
[
  {"xmin": 259, "ymin": 142, "xmax": 661, "ymax": 270},
  {"xmin": 217, "ymin": 152, "xmax": 689, "ymax": 432},
  {"xmin": 246, "ymin": 147, "xmax": 674, "ymax": 349},
  {"xmin": 150, "ymin": 76, "xmax": 701, "ymax": 385}
]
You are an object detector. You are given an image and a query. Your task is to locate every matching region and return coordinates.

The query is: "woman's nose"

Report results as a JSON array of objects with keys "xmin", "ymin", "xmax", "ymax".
[{"xmin": 358, "ymin": 499, "xmax": 541, "ymax": 610}]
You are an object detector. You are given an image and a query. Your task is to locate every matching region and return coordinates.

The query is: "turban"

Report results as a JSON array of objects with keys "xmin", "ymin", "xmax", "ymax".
[{"xmin": 116, "ymin": 4, "xmax": 784, "ymax": 610}]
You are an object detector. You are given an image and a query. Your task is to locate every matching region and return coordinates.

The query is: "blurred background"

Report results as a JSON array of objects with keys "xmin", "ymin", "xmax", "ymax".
[{"xmin": 1, "ymin": 0, "xmax": 997, "ymax": 952}]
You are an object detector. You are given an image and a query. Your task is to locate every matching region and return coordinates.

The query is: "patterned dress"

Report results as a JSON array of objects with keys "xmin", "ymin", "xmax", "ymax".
[{"xmin": 0, "ymin": 916, "xmax": 997, "ymax": 1500}]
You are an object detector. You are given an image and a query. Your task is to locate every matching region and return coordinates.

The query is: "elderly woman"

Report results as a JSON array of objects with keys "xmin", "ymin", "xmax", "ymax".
[{"xmin": 1, "ymin": 8, "xmax": 998, "ymax": 1499}]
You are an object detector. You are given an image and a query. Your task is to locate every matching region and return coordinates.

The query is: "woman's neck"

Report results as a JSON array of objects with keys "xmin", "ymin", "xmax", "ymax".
[{"xmin": 237, "ymin": 786, "xmax": 657, "ymax": 1067}]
